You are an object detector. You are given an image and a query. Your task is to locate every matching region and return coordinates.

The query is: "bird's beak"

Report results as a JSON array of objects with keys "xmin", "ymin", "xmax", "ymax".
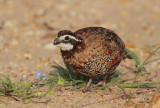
[{"xmin": 53, "ymin": 38, "xmax": 61, "ymax": 45}]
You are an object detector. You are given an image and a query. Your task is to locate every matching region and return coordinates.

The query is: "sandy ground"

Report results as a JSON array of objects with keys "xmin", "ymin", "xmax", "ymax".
[{"xmin": 0, "ymin": 0, "xmax": 160, "ymax": 108}]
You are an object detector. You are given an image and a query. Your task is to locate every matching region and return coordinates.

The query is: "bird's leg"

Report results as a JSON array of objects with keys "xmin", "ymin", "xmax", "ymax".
[
  {"xmin": 95, "ymin": 74, "xmax": 108, "ymax": 87},
  {"xmin": 83, "ymin": 78, "xmax": 93, "ymax": 92}
]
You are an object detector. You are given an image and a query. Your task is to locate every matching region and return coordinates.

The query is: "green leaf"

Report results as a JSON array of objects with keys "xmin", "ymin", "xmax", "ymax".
[
  {"xmin": 120, "ymin": 82, "xmax": 160, "ymax": 88},
  {"xmin": 37, "ymin": 92, "xmax": 41, "ymax": 97},
  {"xmin": 26, "ymin": 81, "xmax": 32, "ymax": 90},
  {"xmin": 63, "ymin": 59, "xmax": 72, "ymax": 73},
  {"xmin": 24, "ymin": 99, "xmax": 32, "ymax": 103},
  {"xmin": 142, "ymin": 46, "xmax": 160, "ymax": 65},
  {"xmin": 45, "ymin": 90, "xmax": 54, "ymax": 99},
  {"xmin": 125, "ymin": 48, "xmax": 140, "ymax": 66},
  {"xmin": 140, "ymin": 67, "xmax": 147, "ymax": 72},
  {"xmin": 57, "ymin": 74, "xmax": 65, "ymax": 86}
]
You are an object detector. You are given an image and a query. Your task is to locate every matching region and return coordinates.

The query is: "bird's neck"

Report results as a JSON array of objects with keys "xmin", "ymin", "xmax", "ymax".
[{"xmin": 61, "ymin": 42, "xmax": 85, "ymax": 59}]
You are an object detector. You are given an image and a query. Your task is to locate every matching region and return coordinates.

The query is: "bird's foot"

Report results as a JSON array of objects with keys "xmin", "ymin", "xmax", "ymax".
[
  {"xmin": 82, "ymin": 78, "xmax": 93, "ymax": 93},
  {"xmin": 95, "ymin": 81, "xmax": 106, "ymax": 87},
  {"xmin": 82, "ymin": 86, "xmax": 93, "ymax": 93}
]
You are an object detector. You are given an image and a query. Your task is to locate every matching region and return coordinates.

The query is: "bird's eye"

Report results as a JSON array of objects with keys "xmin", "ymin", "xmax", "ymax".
[{"xmin": 64, "ymin": 36, "xmax": 69, "ymax": 41}]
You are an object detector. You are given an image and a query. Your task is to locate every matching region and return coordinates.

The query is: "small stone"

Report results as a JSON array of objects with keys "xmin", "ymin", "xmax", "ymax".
[
  {"xmin": 4, "ymin": 21, "xmax": 13, "ymax": 28},
  {"xmin": 24, "ymin": 53, "xmax": 32, "ymax": 60},
  {"xmin": 11, "ymin": 39, "xmax": 18, "ymax": 46},
  {"xmin": 27, "ymin": 31, "xmax": 34, "ymax": 36},
  {"xmin": 36, "ymin": 9, "xmax": 45, "ymax": 16},
  {"xmin": 110, "ymin": 24, "xmax": 118, "ymax": 30},
  {"xmin": 23, "ymin": 74, "xmax": 26, "ymax": 78},
  {"xmin": 57, "ymin": 4, "xmax": 68, "ymax": 11},
  {"xmin": 35, "ymin": 30, "xmax": 45, "ymax": 36},
  {"xmin": 69, "ymin": 10, "xmax": 75, "ymax": 17}
]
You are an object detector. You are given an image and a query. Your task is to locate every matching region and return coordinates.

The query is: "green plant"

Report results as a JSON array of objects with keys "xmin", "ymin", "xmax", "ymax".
[{"xmin": 0, "ymin": 72, "xmax": 54, "ymax": 103}]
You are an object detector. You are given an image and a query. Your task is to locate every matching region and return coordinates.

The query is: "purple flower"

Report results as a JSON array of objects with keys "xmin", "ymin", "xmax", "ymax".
[{"xmin": 36, "ymin": 72, "xmax": 46, "ymax": 80}]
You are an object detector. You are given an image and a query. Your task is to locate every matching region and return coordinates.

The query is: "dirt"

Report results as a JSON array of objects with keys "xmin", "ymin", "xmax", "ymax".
[{"xmin": 0, "ymin": 0, "xmax": 160, "ymax": 108}]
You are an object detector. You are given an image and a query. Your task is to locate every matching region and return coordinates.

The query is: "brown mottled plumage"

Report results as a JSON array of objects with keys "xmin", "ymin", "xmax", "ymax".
[{"xmin": 54, "ymin": 27, "xmax": 130, "ymax": 92}]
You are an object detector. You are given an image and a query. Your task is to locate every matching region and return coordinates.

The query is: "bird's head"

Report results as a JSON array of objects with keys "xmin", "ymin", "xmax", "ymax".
[{"xmin": 53, "ymin": 30, "xmax": 82, "ymax": 51}]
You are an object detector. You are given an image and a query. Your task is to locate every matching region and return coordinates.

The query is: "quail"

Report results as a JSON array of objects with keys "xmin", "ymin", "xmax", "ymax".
[{"xmin": 53, "ymin": 27, "xmax": 131, "ymax": 92}]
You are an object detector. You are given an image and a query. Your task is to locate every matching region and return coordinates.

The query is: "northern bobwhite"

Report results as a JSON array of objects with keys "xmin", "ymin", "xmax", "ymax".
[{"xmin": 53, "ymin": 27, "xmax": 130, "ymax": 92}]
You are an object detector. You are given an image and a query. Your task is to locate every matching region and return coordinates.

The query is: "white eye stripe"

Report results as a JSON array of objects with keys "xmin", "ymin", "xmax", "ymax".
[{"xmin": 59, "ymin": 35, "xmax": 81, "ymax": 42}]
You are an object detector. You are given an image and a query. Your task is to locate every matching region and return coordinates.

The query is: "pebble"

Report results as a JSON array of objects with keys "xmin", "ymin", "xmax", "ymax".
[
  {"xmin": 11, "ymin": 39, "xmax": 18, "ymax": 46},
  {"xmin": 36, "ymin": 9, "xmax": 45, "ymax": 16},
  {"xmin": 110, "ymin": 24, "xmax": 118, "ymax": 30},
  {"xmin": 24, "ymin": 53, "xmax": 32, "ymax": 60},
  {"xmin": 4, "ymin": 21, "xmax": 13, "ymax": 28},
  {"xmin": 57, "ymin": 4, "xmax": 68, "ymax": 11},
  {"xmin": 35, "ymin": 30, "xmax": 45, "ymax": 36}
]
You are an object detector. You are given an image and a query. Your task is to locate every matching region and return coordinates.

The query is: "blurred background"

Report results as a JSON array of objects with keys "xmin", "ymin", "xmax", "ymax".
[
  {"xmin": 0, "ymin": 0, "xmax": 160, "ymax": 81},
  {"xmin": 0, "ymin": 0, "xmax": 160, "ymax": 107}
]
